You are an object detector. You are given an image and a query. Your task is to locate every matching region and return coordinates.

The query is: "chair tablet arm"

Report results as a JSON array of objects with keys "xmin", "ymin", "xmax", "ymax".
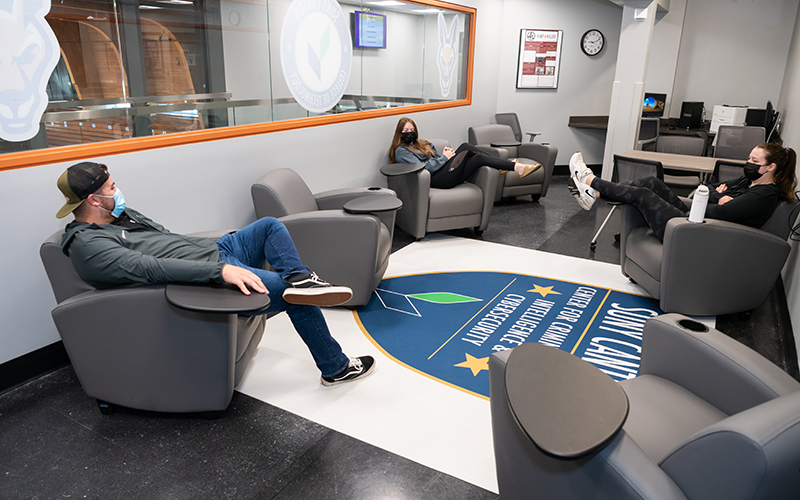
[
  {"xmin": 660, "ymin": 218, "xmax": 790, "ymax": 315},
  {"xmin": 166, "ymin": 283, "xmax": 270, "ymax": 313},
  {"xmin": 639, "ymin": 315, "xmax": 800, "ymax": 415},
  {"xmin": 489, "ymin": 350, "xmax": 688, "ymax": 500},
  {"xmin": 314, "ymin": 187, "xmax": 396, "ymax": 210}
]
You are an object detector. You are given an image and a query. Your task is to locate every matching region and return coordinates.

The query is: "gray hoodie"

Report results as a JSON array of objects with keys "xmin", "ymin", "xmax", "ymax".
[{"xmin": 61, "ymin": 208, "xmax": 225, "ymax": 288}]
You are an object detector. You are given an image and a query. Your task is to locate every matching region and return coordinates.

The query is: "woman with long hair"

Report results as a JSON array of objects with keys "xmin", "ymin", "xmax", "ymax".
[
  {"xmin": 388, "ymin": 117, "xmax": 541, "ymax": 189},
  {"xmin": 568, "ymin": 143, "xmax": 797, "ymax": 241}
]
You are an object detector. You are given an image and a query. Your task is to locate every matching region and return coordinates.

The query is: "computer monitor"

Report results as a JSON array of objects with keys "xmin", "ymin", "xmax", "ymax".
[
  {"xmin": 678, "ymin": 101, "xmax": 703, "ymax": 129},
  {"xmin": 642, "ymin": 93, "xmax": 666, "ymax": 118},
  {"xmin": 746, "ymin": 108, "xmax": 767, "ymax": 127}
]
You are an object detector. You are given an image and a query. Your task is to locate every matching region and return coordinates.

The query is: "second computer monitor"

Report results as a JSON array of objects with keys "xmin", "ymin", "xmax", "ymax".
[{"xmin": 679, "ymin": 101, "xmax": 703, "ymax": 129}]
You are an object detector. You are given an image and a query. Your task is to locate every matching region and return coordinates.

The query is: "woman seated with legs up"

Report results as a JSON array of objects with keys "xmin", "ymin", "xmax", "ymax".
[
  {"xmin": 567, "ymin": 143, "xmax": 797, "ymax": 241},
  {"xmin": 388, "ymin": 117, "xmax": 541, "ymax": 189}
]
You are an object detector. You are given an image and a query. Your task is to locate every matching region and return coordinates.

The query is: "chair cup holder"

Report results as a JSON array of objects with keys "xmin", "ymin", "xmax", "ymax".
[
  {"xmin": 678, "ymin": 319, "xmax": 709, "ymax": 332},
  {"xmin": 368, "ymin": 187, "xmax": 383, "ymax": 191}
]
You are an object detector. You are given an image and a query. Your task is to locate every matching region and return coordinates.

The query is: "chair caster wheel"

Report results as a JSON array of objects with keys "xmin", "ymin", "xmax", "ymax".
[
  {"xmin": 474, "ymin": 228, "xmax": 484, "ymax": 236},
  {"xmin": 97, "ymin": 400, "xmax": 115, "ymax": 415},
  {"xmin": 589, "ymin": 243, "xmax": 596, "ymax": 251}
]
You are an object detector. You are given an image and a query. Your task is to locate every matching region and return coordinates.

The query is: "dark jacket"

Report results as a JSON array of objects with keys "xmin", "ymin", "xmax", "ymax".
[
  {"xmin": 61, "ymin": 208, "xmax": 225, "ymax": 288},
  {"xmin": 395, "ymin": 143, "xmax": 449, "ymax": 174},
  {"xmin": 706, "ymin": 176, "xmax": 782, "ymax": 229}
]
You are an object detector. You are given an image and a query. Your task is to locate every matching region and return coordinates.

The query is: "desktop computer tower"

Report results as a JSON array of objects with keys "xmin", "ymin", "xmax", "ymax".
[{"xmin": 679, "ymin": 101, "xmax": 704, "ymax": 129}]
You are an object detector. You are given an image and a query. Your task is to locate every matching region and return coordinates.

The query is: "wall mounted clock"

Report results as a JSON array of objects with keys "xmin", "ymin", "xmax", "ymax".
[{"xmin": 581, "ymin": 29, "xmax": 604, "ymax": 56}]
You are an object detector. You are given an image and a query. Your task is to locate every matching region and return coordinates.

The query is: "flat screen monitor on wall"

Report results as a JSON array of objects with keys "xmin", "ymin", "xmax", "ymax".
[
  {"xmin": 354, "ymin": 11, "xmax": 387, "ymax": 49},
  {"xmin": 642, "ymin": 93, "xmax": 667, "ymax": 118}
]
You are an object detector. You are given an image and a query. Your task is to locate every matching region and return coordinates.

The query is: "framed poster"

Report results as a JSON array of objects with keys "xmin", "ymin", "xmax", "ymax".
[{"xmin": 516, "ymin": 29, "xmax": 563, "ymax": 89}]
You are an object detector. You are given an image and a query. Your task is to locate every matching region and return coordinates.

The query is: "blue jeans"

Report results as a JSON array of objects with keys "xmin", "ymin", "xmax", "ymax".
[{"xmin": 215, "ymin": 217, "xmax": 349, "ymax": 377}]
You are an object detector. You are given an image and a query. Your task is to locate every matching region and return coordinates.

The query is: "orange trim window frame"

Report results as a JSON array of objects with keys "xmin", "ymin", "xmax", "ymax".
[{"xmin": 1, "ymin": 0, "xmax": 476, "ymax": 173}]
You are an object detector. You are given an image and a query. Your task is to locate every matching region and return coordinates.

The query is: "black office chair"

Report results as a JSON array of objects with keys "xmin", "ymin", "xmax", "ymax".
[
  {"xmin": 656, "ymin": 135, "xmax": 705, "ymax": 195},
  {"xmin": 590, "ymin": 154, "xmax": 664, "ymax": 251},
  {"xmin": 711, "ymin": 159, "xmax": 746, "ymax": 184},
  {"xmin": 636, "ymin": 118, "xmax": 660, "ymax": 151}
]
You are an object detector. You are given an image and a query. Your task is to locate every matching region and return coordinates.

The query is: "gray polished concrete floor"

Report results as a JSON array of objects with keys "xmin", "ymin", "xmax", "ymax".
[{"xmin": 1, "ymin": 175, "xmax": 795, "ymax": 499}]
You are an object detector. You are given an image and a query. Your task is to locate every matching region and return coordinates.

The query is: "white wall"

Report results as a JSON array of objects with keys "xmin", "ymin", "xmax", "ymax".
[
  {"xmin": 670, "ymin": 0, "xmax": 798, "ymax": 118},
  {"xmin": 495, "ymin": 0, "xmax": 623, "ymax": 165},
  {"xmin": 0, "ymin": 0, "xmax": 503, "ymax": 366}
]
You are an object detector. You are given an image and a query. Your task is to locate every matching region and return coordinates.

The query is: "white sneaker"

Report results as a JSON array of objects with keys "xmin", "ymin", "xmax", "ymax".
[
  {"xmin": 567, "ymin": 177, "xmax": 596, "ymax": 211},
  {"xmin": 569, "ymin": 152, "xmax": 593, "ymax": 185}
]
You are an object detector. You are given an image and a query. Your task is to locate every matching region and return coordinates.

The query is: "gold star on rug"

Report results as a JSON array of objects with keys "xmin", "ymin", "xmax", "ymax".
[
  {"xmin": 454, "ymin": 353, "xmax": 490, "ymax": 376},
  {"xmin": 528, "ymin": 284, "xmax": 561, "ymax": 297}
]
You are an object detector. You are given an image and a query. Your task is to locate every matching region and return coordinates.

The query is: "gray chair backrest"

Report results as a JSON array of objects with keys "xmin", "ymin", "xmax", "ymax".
[
  {"xmin": 41, "ymin": 232, "xmax": 95, "ymax": 304},
  {"xmin": 657, "ymin": 135, "xmax": 705, "ymax": 156},
  {"xmin": 251, "ymin": 168, "xmax": 318, "ymax": 219},
  {"xmin": 714, "ymin": 126, "xmax": 766, "ymax": 160},
  {"xmin": 494, "ymin": 113, "xmax": 523, "ymax": 142},
  {"xmin": 468, "ymin": 124, "xmax": 517, "ymax": 146},
  {"xmin": 613, "ymin": 155, "xmax": 664, "ymax": 183},
  {"xmin": 759, "ymin": 199, "xmax": 799, "ymax": 240},
  {"xmin": 427, "ymin": 138, "xmax": 450, "ymax": 154}
]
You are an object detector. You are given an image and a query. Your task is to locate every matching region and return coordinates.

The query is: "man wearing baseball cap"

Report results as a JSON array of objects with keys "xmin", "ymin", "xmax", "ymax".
[{"xmin": 55, "ymin": 161, "xmax": 375, "ymax": 386}]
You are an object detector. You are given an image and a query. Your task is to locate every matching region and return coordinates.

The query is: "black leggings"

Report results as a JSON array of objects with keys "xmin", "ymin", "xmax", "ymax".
[
  {"xmin": 430, "ymin": 143, "xmax": 517, "ymax": 189},
  {"xmin": 590, "ymin": 176, "xmax": 689, "ymax": 241}
]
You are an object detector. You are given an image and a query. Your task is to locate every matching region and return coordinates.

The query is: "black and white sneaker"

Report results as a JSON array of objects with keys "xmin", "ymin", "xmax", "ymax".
[
  {"xmin": 567, "ymin": 177, "xmax": 596, "ymax": 211},
  {"xmin": 321, "ymin": 356, "xmax": 376, "ymax": 386},
  {"xmin": 282, "ymin": 271, "xmax": 353, "ymax": 306}
]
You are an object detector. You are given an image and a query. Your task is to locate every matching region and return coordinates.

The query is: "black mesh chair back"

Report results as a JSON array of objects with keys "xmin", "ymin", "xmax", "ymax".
[
  {"xmin": 637, "ymin": 118, "xmax": 660, "ymax": 151},
  {"xmin": 612, "ymin": 155, "xmax": 664, "ymax": 183},
  {"xmin": 494, "ymin": 113, "xmax": 523, "ymax": 142},
  {"xmin": 656, "ymin": 135, "xmax": 706, "ymax": 156},
  {"xmin": 711, "ymin": 159, "xmax": 746, "ymax": 184},
  {"xmin": 590, "ymin": 155, "xmax": 664, "ymax": 251},
  {"xmin": 714, "ymin": 126, "xmax": 765, "ymax": 159}
]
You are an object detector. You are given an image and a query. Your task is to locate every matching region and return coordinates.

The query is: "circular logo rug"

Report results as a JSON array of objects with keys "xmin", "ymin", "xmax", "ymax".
[{"xmin": 356, "ymin": 271, "xmax": 661, "ymax": 399}]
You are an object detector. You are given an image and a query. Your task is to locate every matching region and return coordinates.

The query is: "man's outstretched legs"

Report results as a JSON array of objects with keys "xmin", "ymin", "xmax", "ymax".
[{"xmin": 216, "ymin": 217, "xmax": 374, "ymax": 385}]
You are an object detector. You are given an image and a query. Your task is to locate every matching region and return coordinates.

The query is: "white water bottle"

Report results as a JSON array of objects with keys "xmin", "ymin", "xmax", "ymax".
[{"xmin": 689, "ymin": 185, "xmax": 709, "ymax": 223}]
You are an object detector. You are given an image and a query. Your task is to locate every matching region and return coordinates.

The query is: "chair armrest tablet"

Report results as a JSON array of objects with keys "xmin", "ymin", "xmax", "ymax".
[
  {"xmin": 380, "ymin": 163, "xmax": 425, "ymax": 177},
  {"xmin": 491, "ymin": 141, "xmax": 522, "ymax": 147},
  {"xmin": 343, "ymin": 194, "xmax": 403, "ymax": 214},
  {"xmin": 166, "ymin": 283, "xmax": 270, "ymax": 313},
  {"xmin": 505, "ymin": 343, "xmax": 629, "ymax": 459}
]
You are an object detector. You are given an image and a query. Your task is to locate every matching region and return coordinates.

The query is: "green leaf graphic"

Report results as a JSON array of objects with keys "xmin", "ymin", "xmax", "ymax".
[
  {"xmin": 408, "ymin": 292, "xmax": 481, "ymax": 304},
  {"xmin": 320, "ymin": 26, "xmax": 330, "ymax": 58}
]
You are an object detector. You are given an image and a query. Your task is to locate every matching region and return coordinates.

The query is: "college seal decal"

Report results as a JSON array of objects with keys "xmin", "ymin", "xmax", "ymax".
[
  {"xmin": 280, "ymin": 0, "xmax": 352, "ymax": 113},
  {"xmin": 356, "ymin": 271, "xmax": 662, "ymax": 399}
]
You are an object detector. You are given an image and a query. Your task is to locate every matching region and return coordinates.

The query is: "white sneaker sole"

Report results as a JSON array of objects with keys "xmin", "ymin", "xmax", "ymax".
[
  {"xmin": 569, "ymin": 152, "xmax": 592, "ymax": 184},
  {"xmin": 282, "ymin": 286, "xmax": 353, "ymax": 306}
]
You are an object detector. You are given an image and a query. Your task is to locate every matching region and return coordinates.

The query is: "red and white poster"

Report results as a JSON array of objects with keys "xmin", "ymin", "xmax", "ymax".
[{"xmin": 516, "ymin": 29, "xmax": 563, "ymax": 89}]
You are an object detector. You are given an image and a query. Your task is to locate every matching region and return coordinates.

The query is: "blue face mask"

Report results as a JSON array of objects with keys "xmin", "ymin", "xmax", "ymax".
[{"xmin": 94, "ymin": 189, "xmax": 126, "ymax": 217}]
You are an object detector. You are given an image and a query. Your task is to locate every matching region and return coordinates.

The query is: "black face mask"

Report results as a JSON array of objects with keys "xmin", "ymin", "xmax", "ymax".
[
  {"xmin": 744, "ymin": 162, "xmax": 764, "ymax": 181},
  {"xmin": 401, "ymin": 131, "xmax": 417, "ymax": 144}
]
